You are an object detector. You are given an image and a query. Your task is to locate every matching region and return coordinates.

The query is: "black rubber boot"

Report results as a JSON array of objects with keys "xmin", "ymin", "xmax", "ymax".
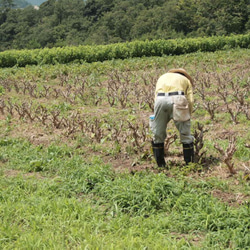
[
  {"xmin": 183, "ymin": 142, "xmax": 194, "ymax": 165},
  {"xmin": 151, "ymin": 141, "xmax": 166, "ymax": 167}
]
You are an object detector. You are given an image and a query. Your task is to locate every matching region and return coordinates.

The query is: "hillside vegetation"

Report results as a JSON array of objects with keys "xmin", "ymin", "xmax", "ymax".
[
  {"xmin": 0, "ymin": 0, "xmax": 249, "ymax": 50},
  {"xmin": 1, "ymin": 33, "xmax": 250, "ymax": 67}
]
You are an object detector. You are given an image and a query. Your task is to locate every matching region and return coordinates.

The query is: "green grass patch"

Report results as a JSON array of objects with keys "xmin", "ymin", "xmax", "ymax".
[{"xmin": 0, "ymin": 137, "xmax": 249, "ymax": 249}]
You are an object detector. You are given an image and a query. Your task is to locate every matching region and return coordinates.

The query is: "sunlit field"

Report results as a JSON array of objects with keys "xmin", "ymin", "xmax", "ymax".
[{"xmin": 0, "ymin": 48, "xmax": 249, "ymax": 249}]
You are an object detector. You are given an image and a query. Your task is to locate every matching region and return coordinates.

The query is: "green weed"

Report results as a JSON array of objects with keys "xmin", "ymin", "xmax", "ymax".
[{"xmin": 0, "ymin": 138, "xmax": 249, "ymax": 248}]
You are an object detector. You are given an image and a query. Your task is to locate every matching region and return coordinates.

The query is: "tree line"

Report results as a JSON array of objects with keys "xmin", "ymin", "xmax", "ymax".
[{"xmin": 0, "ymin": 0, "xmax": 249, "ymax": 51}]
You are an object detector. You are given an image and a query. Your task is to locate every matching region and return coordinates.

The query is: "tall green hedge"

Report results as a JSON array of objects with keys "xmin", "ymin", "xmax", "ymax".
[{"xmin": 0, "ymin": 34, "xmax": 249, "ymax": 68}]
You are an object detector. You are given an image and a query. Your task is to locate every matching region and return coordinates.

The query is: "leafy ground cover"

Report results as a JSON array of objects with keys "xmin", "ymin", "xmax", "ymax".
[{"xmin": 0, "ymin": 48, "xmax": 249, "ymax": 249}]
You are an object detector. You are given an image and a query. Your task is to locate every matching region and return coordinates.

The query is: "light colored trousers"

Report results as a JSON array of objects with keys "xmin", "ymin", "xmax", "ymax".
[{"xmin": 151, "ymin": 96, "xmax": 194, "ymax": 144}]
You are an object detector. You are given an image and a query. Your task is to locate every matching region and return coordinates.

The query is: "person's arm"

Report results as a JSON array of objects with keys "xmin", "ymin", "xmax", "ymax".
[{"xmin": 186, "ymin": 82, "xmax": 194, "ymax": 114}]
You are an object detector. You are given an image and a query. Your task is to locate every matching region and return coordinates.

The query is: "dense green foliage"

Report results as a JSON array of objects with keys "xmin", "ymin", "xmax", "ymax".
[
  {"xmin": 0, "ymin": 0, "xmax": 30, "ymax": 9},
  {"xmin": 0, "ymin": 0, "xmax": 249, "ymax": 51},
  {"xmin": 1, "ymin": 33, "xmax": 250, "ymax": 67}
]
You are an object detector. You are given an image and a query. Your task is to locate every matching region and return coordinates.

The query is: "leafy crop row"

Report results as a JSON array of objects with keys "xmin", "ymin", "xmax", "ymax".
[{"xmin": 0, "ymin": 34, "xmax": 250, "ymax": 67}]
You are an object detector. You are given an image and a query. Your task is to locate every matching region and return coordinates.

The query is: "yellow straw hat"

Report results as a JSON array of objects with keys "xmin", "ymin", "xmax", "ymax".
[{"xmin": 168, "ymin": 68, "xmax": 193, "ymax": 85}]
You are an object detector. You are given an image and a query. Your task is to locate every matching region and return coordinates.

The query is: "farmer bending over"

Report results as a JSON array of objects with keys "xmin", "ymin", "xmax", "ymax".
[{"xmin": 150, "ymin": 68, "xmax": 194, "ymax": 167}]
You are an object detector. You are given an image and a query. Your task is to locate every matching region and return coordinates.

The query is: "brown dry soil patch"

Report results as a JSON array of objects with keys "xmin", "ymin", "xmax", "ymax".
[
  {"xmin": 211, "ymin": 189, "xmax": 249, "ymax": 207},
  {"xmin": 170, "ymin": 232, "xmax": 205, "ymax": 248},
  {"xmin": 4, "ymin": 169, "xmax": 45, "ymax": 179}
]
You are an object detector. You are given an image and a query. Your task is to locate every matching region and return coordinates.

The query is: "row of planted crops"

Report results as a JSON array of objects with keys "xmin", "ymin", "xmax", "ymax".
[{"xmin": 0, "ymin": 33, "xmax": 250, "ymax": 67}]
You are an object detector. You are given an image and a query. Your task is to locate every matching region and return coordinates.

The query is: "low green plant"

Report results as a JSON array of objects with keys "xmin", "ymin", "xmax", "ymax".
[{"xmin": 0, "ymin": 137, "xmax": 249, "ymax": 249}]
